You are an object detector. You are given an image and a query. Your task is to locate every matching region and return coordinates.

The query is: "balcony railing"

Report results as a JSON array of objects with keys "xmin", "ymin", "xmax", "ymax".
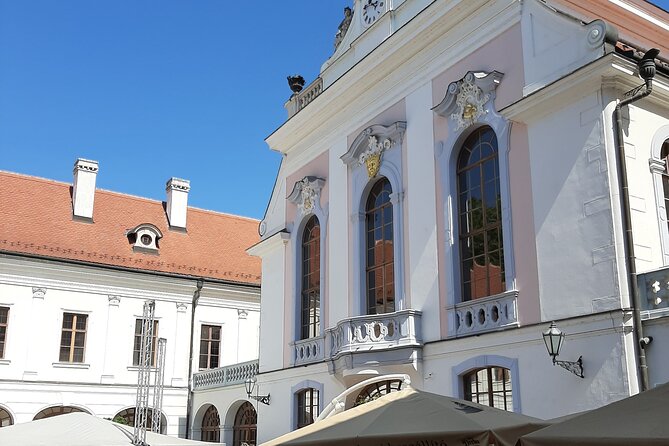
[
  {"xmin": 326, "ymin": 309, "xmax": 423, "ymax": 359},
  {"xmin": 293, "ymin": 336, "xmax": 325, "ymax": 366},
  {"xmin": 449, "ymin": 290, "xmax": 518, "ymax": 337},
  {"xmin": 286, "ymin": 78, "xmax": 324, "ymax": 118},
  {"xmin": 638, "ymin": 267, "xmax": 669, "ymax": 319},
  {"xmin": 192, "ymin": 360, "xmax": 258, "ymax": 390}
]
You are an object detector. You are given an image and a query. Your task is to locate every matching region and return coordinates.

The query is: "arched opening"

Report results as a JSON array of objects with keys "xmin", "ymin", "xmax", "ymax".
[
  {"xmin": 463, "ymin": 366, "xmax": 513, "ymax": 411},
  {"xmin": 354, "ymin": 379, "xmax": 403, "ymax": 407},
  {"xmin": 201, "ymin": 405, "xmax": 220, "ymax": 443},
  {"xmin": 0, "ymin": 406, "xmax": 13, "ymax": 427},
  {"xmin": 33, "ymin": 405, "xmax": 89, "ymax": 421},
  {"xmin": 232, "ymin": 402, "xmax": 257, "ymax": 446},
  {"xmin": 112, "ymin": 407, "xmax": 167, "ymax": 434},
  {"xmin": 365, "ymin": 177, "xmax": 395, "ymax": 315}
]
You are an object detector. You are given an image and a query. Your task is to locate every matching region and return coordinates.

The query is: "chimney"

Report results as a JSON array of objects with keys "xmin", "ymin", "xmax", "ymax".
[
  {"xmin": 72, "ymin": 158, "xmax": 99, "ymax": 221},
  {"xmin": 165, "ymin": 177, "xmax": 190, "ymax": 230}
]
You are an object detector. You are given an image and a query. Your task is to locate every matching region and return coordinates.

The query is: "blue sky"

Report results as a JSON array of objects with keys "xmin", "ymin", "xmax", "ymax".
[{"xmin": 1, "ymin": 0, "xmax": 668, "ymax": 219}]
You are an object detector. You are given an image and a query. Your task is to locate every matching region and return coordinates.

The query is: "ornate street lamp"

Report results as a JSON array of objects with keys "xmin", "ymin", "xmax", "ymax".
[
  {"xmin": 244, "ymin": 376, "xmax": 270, "ymax": 405},
  {"xmin": 542, "ymin": 322, "xmax": 584, "ymax": 378}
]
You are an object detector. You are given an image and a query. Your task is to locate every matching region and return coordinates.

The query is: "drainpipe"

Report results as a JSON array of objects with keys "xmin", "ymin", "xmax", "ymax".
[
  {"xmin": 185, "ymin": 279, "xmax": 204, "ymax": 438},
  {"xmin": 612, "ymin": 48, "xmax": 659, "ymax": 392}
]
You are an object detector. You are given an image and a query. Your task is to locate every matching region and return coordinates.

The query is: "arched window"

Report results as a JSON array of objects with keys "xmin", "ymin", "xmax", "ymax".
[
  {"xmin": 0, "ymin": 407, "xmax": 13, "ymax": 428},
  {"xmin": 660, "ymin": 140, "xmax": 669, "ymax": 232},
  {"xmin": 354, "ymin": 379, "xmax": 403, "ymax": 406},
  {"xmin": 33, "ymin": 405, "xmax": 88, "ymax": 420},
  {"xmin": 112, "ymin": 407, "xmax": 166, "ymax": 434},
  {"xmin": 365, "ymin": 178, "xmax": 395, "ymax": 314},
  {"xmin": 457, "ymin": 127, "xmax": 505, "ymax": 301},
  {"xmin": 463, "ymin": 366, "xmax": 513, "ymax": 411},
  {"xmin": 296, "ymin": 388, "xmax": 319, "ymax": 428},
  {"xmin": 232, "ymin": 402, "xmax": 257, "ymax": 446},
  {"xmin": 301, "ymin": 216, "xmax": 321, "ymax": 339},
  {"xmin": 201, "ymin": 405, "xmax": 220, "ymax": 443}
]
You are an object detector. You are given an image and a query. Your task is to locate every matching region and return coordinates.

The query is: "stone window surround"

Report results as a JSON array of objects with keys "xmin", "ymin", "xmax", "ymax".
[
  {"xmin": 291, "ymin": 380, "xmax": 324, "ymax": 430},
  {"xmin": 649, "ymin": 125, "xmax": 669, "ymax": 266}
]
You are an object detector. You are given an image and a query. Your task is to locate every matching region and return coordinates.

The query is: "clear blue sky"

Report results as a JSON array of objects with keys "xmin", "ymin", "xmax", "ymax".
[{"xmin": 1, "ymin": 1, "xmax": 668, "ymax": 220}]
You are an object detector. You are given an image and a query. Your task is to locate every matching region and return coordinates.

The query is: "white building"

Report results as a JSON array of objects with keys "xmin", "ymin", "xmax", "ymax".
[
  {"xmin": 226, "ymin": 0, "xmax": 669, "ymax": 444},
  {"xmin": 0, "ymin": 159, "xmax": 261, "ymax": 438}
]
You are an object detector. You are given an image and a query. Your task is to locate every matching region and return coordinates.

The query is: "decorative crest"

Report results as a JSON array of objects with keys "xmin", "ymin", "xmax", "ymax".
[
  {"xmin": 288, "ymin": 176, "xmax": 326, "ymax": 216},
  {"xmin": 432, "ymin": 71, "xmax": 503, "ymax": 131},
  {"xmin": 359, "ymin": 134, "xmax": 392, "ymax": 178},
  {"xmin": 341, "ymin": 122, "xmax": 406, "ymax": 177}
]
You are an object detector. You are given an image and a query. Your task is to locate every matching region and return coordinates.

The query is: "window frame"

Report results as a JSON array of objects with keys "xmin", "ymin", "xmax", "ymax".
[
  {"xmin": 0, "ymin": 307, "xmax": 8, "ymax": 359},
  {"xmin": 463, "ymin": 366, "xmax": 513, "ymax": 411},
  {"xmin": 452, "ymin": 355, "xmax": 520, "ymax": 413},
  {"xmin": 291, "ymin": 380, "xmax": 324, "ymax": 430},
  {"xmin": 300, "ymin": 216, "xmax": 321, "ymax": 339},
  {"xmin": 199, "ymin": 324, "xmax": 222, "ymax": 370},
  {"xmin": 295, "ymin": 387, "xmax": 320, "ymax": 429},
  {"xmin": 59, "ymin": 313, "xmax": 88, "ymax": 363},
  {"xmin": 200, "ymin": 405, "xmax": 220, "ymax": 442},
  {"xmin": 133, "ymin": 319, "xmax": 159, "ymax": 367},
  {"xmin": 649, "ymin": 127, "xmax": 669, "ymax": 266}
]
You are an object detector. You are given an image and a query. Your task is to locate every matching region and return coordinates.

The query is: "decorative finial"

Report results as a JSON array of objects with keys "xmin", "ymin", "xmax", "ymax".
[{"xmin": 287, "ymin": 75, "xmax": 305, "ymax": 94}]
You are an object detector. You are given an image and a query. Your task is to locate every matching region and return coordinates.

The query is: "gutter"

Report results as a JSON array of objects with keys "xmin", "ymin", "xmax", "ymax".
[
  {"xmin": 184, "ymin": 279, "xmax": 203, "ymax": 439},
  {"xmin": 612, "ymin": 48, "xmax": 660, "ymax": 392}
]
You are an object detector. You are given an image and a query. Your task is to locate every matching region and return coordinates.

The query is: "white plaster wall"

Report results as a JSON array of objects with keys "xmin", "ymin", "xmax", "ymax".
[{"xmin": 257, "ymin": 244, "xmax": 287, "ymax": 373}]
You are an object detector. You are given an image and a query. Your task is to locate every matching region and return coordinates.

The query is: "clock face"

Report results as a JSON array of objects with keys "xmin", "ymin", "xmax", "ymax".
[{"xmin": 362, "ymin": 0, "xmax": 384, "ymax": 27}]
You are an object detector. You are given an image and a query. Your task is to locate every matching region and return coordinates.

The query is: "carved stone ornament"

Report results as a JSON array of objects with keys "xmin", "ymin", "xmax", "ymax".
[
  {"xmin": 32, "ymin": 287, "xmax": 47, "ymax": 299},
  {"xmin": 288, "ymin": 176, "xmax": 325, "ymax": 216},
  {"xmin": 238, "ymin": 309, "xmax": 249, "ymax": 320},
  {"xmin": 432, "ymin": 71, "xmax": 504, "ymax": 131},
  {"xmin": 108, "ymin": 295, "xmax": 121, "ymax": 306},
  {"xmin": 341, "ymin": 122, "xmax": 407, "ymax": 177}
]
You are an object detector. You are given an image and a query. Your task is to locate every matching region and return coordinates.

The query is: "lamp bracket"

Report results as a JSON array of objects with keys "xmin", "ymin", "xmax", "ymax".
[
  {"xmin": 249, "ymin": 394, "xmax": 271, "ymax": 405},
  {"xmin": 553, "ymin": 356, "xmax": 584, "ymax": 378}
]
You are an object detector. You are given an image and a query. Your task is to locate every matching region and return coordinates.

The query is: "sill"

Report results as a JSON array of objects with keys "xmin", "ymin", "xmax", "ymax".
[
  {"xmin": 127, "ymin": 365, "xmax": 158, "ymax": 371},
  {"xmin": 52, "ymin": 362, "xmax": 90, "ymax": 369},
  {"xmin": 0, "ymin": 359, "xmax": 10, "ymax": 365}
]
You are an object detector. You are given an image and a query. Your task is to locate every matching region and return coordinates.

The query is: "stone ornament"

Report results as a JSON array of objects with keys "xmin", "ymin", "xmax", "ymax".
[
  {"xmin": 32, "ymin": 287, "xmax": 47, "ymax": 299},
  {"xmin": 288, "ymin": 176, "xmax": 326, "ymax": 216},
  {"xmin": 238, "ymin": 309, "xmax": 249, "ymax": 320},
  {"xmin": 359, "ymin": 134, "xmax": 392, "ymax": 178},
  {"xmin": 108, "ymin": 295, "xmax": 121, "ymax": 306},
  {"xmin": 433, "ymin": 71, "xmax": 504, "ymax": 131}
]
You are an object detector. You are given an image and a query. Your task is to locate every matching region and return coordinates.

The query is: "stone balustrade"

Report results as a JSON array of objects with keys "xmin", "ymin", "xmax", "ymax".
[
  {"xmin": 293, "ymin": 335, "xmax": 325, "ymax": 365},
  {"xmin": 192, "ymin": 360, "xmax": 258, "ymax": 390},
  {"xmin": 297, "ymin": 78, "xmax": 323, "ymax": 112},
  {"xmin": 450, "ymin": 290, "xmax": 518, "ymax": 337}
]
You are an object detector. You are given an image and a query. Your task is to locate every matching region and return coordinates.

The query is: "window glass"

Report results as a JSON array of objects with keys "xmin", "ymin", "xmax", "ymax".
[
  {"xmin": 365, "ymin": 178, "xmax": 395, "ymax": 314},
  {"xmin": 354, "ymin": 379, "xmax": 403, "ymax": 407},
  {"xmin": 301, "ymin": 216, "xmax": 321, "ymax": 339},
  {"xmin": 457, "ymin": 127, "xmax": 505, "ymax": 301},
  {"xmin": 0, "ymin": 307, "xmax": 8, "ymax": 359},
  {"xmin": 199, "ymin": 325, "xmax": 222, "ymax": 370},
  {"xmin": 133, "ymin": 319, "xmax": 159, "ymax": 366},
  {"xmin": 463, "ymin": 366, "xmax": 513, "ymax": 411},
  {"xmin": 59, "ymin": 313, "xmax": 87, "ymax": 363},
  {"xmin": 0, "ymin": 407, "xmax": 12, "ymax": 428},
  {"xmin": 232, "ymin": 402, "xmax": 257, "ymax": 446},
  {"xmin": 296, "ymin": 388, "xmax": 320, "ymax": 428},
  {"xmin": 201, "ymin": 405, "xmax": 220, "ymax": 442}
]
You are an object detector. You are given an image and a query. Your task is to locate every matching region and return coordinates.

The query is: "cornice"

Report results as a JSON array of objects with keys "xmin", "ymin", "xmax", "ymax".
[
  {"xmin": 246, "ymin": 230, "xmax": 290, "ymax": 258},
  {"xmin": 501, "ymin": 53, "xmax": 669, "ymax": 121},
  {"xmin": 266, "ymin": 0, "xmax": 521, "ymax": 156}
]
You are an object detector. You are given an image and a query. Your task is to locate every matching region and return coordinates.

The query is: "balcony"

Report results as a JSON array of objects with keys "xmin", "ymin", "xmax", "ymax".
[
  {"xmin": 448, "ymin": 290, "xmax": 519, "ymax": 337},
  {"xmin": 638, "ymin": 267, "xmax": 669, "ymax": 320},
  {"xmin": 292, "ymin": 336, "xmax": 326, "ymax": 366},
  {"xmin": 192, "ymin": 360, "xmax": 258, "ymax": 390}
]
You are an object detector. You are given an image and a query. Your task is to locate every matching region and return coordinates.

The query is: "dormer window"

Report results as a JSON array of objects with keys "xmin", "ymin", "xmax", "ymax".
[{"xmin": 127, "ymin": 224, "xmax": 163, "ymax": 254}]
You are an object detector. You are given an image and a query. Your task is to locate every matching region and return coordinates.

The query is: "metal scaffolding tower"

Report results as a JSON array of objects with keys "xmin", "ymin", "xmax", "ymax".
[
  {"xmin": 151, "ymin": 337, "xmax": 167, "ymax": 433},
  {"xmin": 133, "ymin": 300, "xmax": 155, "ymax": 446}
]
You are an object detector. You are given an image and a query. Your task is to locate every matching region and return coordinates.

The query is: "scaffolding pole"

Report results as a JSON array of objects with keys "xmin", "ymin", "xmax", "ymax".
[
  {"xmin": 133, "ymin": 300, "xmax": 155, "ymax": 446},
  {"xmin": 151, "ymin": 337, "xmax": 167, "ymax": 433}
]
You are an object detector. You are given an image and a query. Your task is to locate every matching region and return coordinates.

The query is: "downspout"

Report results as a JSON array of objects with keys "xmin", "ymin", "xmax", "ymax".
[
  {"xmin": 612, "ymin": 48, "xmax": 659, "ymax": 392},
  {"xmin": 185, "ymin": 279, "xmax": 204, "ymax": 438}
]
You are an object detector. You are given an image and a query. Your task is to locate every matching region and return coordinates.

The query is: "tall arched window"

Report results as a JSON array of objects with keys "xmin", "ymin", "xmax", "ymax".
[
  {"xmin": 201, "ymin": 405, "xmax": 220, "ymax": 443},
  {"xmin": 232, "ymin": 402, "xmax": 257, "ymax": 446},
  {"xmin": 457, "ymin": 127, "xmax": 505, "ymax": 301},
  {"xmin": 366, "ymin": 178, "xmax": 395, "ymax": 314},
  {"xmin": 296, "ymin": 388, "xmax": 319, "ymax": 428},
  {"xmin": 301, "ymin": 216, "xmax": 321, "ymax": 339},
  {"xmin": 660, "ymin": 140, "xmax": 669, "ymax": 232},
  {"xmin": 463, "ymin": 366, "xmax": 513, "ymax": 411}
]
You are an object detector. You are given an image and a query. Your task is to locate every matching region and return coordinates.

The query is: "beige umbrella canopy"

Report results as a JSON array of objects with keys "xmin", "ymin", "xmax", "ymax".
[
  {"xmin": 518, "ymin": 381, "xmax": 669, "ymax": 446},
  {"xmin": 262, "ymin": 388, "xmax": 548, "ymax": 446},
  {"xmin": 0, "ymin": 412, "xmax": 211, "ymax": 446}
]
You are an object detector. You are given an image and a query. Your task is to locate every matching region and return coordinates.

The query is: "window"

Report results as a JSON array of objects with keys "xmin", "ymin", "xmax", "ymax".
[
  {"xmin": 457, "ymin": 127, "xmax": 505, "ymax": 301},
  {"xmin": 112, "ymin": 407, "xmax": 166, "ymax": 434},
  {"xmin": 296, "ymin": 388, "xmax": 319, "ymax": 428},
  {"xmin": 0, "ymin": 406, "xmax": 13, "ymax": 428},
  {"xmin": 201, "ymin": 405, "xmax": 220, "ymax": 442},
  {"xmin": 34, "ymin": 405, "xmax": 88, "ymax": 420},
  {"xmin": 354, "ymin": 379, "xmax": 403, "ymax": 406},
  {"xmin": 199, "ymin": 325, "xmax": 221, "ymax": 370},
  {"xmin": 463, "ymin": 366, "xmax": 513, "ymax": 411},
  {"xmin": 0, "ymin": 307, "xmax": 8, "ymax": 359},
  {"xmin": 365, "ymin": 178, "xmax": 395, "ymax": 314},
  {"xmin": 232, "ymin": 402, "xmax": 257, "ymax": 446},
  {"xmin": 133, "ymin": 319, "xmax": 159, "ymax": 366},
  {"xmin": 59, "ymin": 313, "xmax": 87, "ymax": 363},
  {"xmin": 301, "ymin": 216, "xmax": 321, "ymax": 339},
  {"xmin": 660, "ymin": 140, "xmax": 669, "ymax": 233}
]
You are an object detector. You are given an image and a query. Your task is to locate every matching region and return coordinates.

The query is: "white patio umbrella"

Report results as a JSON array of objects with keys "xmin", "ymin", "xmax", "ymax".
[
  {"xmin": 262, "ymin": 388, "xmax": 549, "ymax": 446},
  {"xmin": 518, "ymin": 381, "xmax": 669, "ymax": 446},
  {"xmin": 0, "ymin": 412, "xmax": 211, "ymax": 446}
]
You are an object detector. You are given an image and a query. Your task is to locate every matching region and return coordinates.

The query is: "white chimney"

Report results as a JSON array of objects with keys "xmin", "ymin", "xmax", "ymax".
[
  {"xmin": 166, "ymin": 177, "xmax": 190, "ymax": 230},
  {"xmin": 72, "ymin": 158, "xmax": 99, "ymax": 221}
]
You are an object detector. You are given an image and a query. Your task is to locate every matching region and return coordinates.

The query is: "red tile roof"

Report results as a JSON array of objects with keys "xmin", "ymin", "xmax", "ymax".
[{"xmin": 0, "ymin": 171, "xmax": 261, "ymax": 285}]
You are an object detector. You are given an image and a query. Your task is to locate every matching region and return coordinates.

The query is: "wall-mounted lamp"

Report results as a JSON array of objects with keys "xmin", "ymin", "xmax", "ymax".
[
  {"xmin": 244, "ymin": 376, "xmax": 270, "ymax": 405},
  {"xmin": 542, "ymin": 322, "xmax": 584, "ymax": 378}
]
